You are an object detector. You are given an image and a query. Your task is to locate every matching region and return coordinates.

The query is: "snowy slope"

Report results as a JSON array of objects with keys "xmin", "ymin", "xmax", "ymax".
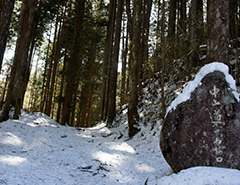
[
  {"xmin": 1, "ymin": 111, "xmax": 240, "ymax": 185},
  {"xmin": 0, "ymin": 111, "xmax": 172, "ymax": 185},
  {"xmin": 1, "ymin": 62, "xmax": 240, "ymax": 184}
]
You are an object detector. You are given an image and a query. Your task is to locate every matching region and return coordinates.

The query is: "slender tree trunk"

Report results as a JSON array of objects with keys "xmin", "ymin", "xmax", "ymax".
[
  {"xmin": 0, "ymin": 0, "xmax": 38, "ymax": 121},
  {"xmin": 0, "ymin": 70, "xmax": 10, "ymax": 110},
  {"xmin": 69, "ymin": 91, "xmax": 77, "ymax": 126},
  {"xmin": 13, "ymin": 0, "xmax": 38, "ymax": 119},
  {"xmin": 56, "ymin": 51, "xmax": 67, "ymax": 123},
  {"xmin": 190, "ymin": 0, "xmax": 198, "ymax": 67},
  {"xmin": 40, "ymin": 25, "xmax": 53, "ymax": 113},
  {"xmin": 161, "ymin": 0, "xmax": 166, "ymax": 115},
  {"xmin": 100, "ymin": 0, "xmax": 116, "ymax": 121},
  {"xmin": 45, "ymin": 16, "xmax": 59, "ymax": 115},
  {"xmin": 107, "ymin": 0, "xmax": 124, "ymax": 125},
  {"xmin": 62, "ymin": 0, "xmax": 86, "ymax": 125},
  {"xmin": 142, "ymin": 0, "xmax": 152, "ymax": 79},
  {"xmin": 128, "ymin": 0, "xmax": 142, "ymax": 137},
  {"xmin": 207, "ymin": 0, "xmax": 229, "ymax": 64},
  {"xmin": 168, "ymin": 0, "xmax": 176, "ymax": 58},
  {"xmin": 0, "ymin": 0, "xmax": 15, "ymax": 70},
  {"xmin": 125, "ymin": 0, "xmax": 133, "ymax": 104},
  {"xmin": 79, "ymin": 44, "xmax": 96, "ymax": 127},
  {"xmin": 121, "ymin": 19, "xmax": 128, "ymax": 106},
  {"xmin": 86, "ymin": 85, "xmax": 94, "ymax": 127},
  {"xmin": 46, "ymin": 22, "xmax": 63, "ymax": 116},
  {"xmin": 235, "ymin": 4, "xmax": 239, "ymax": 85}
]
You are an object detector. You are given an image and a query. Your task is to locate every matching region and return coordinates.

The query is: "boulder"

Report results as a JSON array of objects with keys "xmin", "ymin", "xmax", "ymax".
[{"xmin": 160, "ymin": 62, "xmax": 240, "ymax": 173}]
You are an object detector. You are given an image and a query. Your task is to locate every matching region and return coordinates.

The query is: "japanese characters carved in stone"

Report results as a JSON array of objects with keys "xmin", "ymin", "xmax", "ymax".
[{"xmin": 160, "ymin": 71, "xmax": 240, "ymax": 173}]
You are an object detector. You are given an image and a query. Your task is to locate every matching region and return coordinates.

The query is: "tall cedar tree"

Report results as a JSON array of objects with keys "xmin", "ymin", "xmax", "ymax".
[
  {"xmin": 107, "ymin": 0, "xmax": 124, "ymax": 125},
  {"xmin": 168, "ymin": 0, "xmax": 176, "ymax": 58},
  {"xmin": 161, "ymin": 0, "xmax": 166, "ymax": 115},
  {"xmin": 44, "ymin": 16, "xmax": 59, "ymax": 115},
  {"xmin": 0, "ymin": 0, "xmax": 15, "ymax": 71},
  {"xmin": 190, "ymin": 0, "xmax": 203, "ymax": 67},
  {"xmin": 128, "ymin": 0, "xmax": 142, "ymax": 137},
  {"xmin": 0, "ymin": 0, "xmax": 38, "ymax": 121},
  {"xmin": 207, "ymin": 0, "xmax": 229, "ymax": 64},
  {"xmin": 61, "ymin": 0, "xmax": 86, "ymax": 125},
  {"xmin": 100, "ymin": 0, "xmax": 116, "ymax": 121}
]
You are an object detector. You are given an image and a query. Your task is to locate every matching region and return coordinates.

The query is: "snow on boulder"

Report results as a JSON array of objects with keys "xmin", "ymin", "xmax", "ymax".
[
  {"xmin": 160, "ymin": 62, "xmax": 240, "ymax": 173},
  {"xmin": 165, "ymin": 62, "xmax": 239, "ymax": 117}
]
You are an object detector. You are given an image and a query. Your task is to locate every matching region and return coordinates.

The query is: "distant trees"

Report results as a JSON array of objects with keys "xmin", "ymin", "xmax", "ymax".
[{"xmin": 0, "ymin": 0, "xmax": 239, "ymax": 137}]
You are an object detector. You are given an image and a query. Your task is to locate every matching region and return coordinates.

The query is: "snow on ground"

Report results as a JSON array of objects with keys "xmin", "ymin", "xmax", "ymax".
[
  {"xmin": 1, "ymin": 62, "xmax": 240, "ymax": 184},
  {"xmin": 0, "ymin": 111, "xmax": 172, "ymax": 185},
  {"xmin": 0, "ymin": 111, "xmax": 240, "ymax": 185}
]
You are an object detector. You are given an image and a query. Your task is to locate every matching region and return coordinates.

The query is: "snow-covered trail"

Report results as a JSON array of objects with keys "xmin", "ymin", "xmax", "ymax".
[
  {"xmin": 0, "ymin": 112, "xmax": 172, "ymax": 185},
  {"xmin": 1, "ymin": 111, "xmax": 240, "ymax": 185}
]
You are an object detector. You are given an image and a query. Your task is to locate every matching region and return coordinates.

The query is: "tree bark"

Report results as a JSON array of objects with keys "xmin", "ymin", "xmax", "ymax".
[
  {"xmin": 207, "ymin": 0, "xmax": 229, "ymax": 64},
  {"xmin": 0, "ymin": 0, "xmax": 15, "ymax": 70},
  {"xmin": 161, "ymin": 0, "xmax": 166, "ymax": 115},
  {"xmin": 44, "ymin": 15, "xmax": 59, "ymax": 115},
  {"xmin": 0, "ymin": 0, "xmax": 37, "ymax": 121},
  {"xmin": 40, "ymin": 24, "xmax": 53, "ymax": 113},
  {"xmin": 46, "ymin": 21, "xmax": 63, "ymax": 116},
  {"xmin": 100, "ymin": 0, "xmax": 116, "ymax": 121},
  {"xmin": 107, "ymin": 0, "xmax": 124, "ymax": 125},
  {"xmin": 168, "ymin": 0, "xmax": 176, "ymax": 58},
  {"xmin": 128, "ymin": 0, "xmax": 142, "ymax": 137},
  {"xmin": 61, "ymin": 0, "xmax": 86, "ymax": 125},
  {"xmin": 120, "ymin": 18, "xmax": 128, "ymax": 106}
]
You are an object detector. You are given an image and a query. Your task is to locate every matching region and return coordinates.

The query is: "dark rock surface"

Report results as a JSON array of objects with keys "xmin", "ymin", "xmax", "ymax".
[{"xmin": 160, "ymin": 70, "xmax": 240, "ymax": 173}]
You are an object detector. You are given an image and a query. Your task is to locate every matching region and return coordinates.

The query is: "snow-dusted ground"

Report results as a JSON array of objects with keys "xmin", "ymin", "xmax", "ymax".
[
  {"xmin": 0, "ymin": 112, "xmax": 240, "ymax": 185},
  {"xmin": 1, "ymin": 62, "xmax": 240, "ymax": 184}
]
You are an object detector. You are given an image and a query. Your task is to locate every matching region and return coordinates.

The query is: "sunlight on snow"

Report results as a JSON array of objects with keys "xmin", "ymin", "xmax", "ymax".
[
  {"xmin": 0, "ymin": 132, "xmax": 24, "ymax": 146},
  {"xmin": 0, "ymin": 155, "xmax": 27, "ymax": 166},
  {"xmin": 135, "ymin": 163, "xmax": 156, "ymax": 173},
  {"xmin": 106, "ymin": 142, "xmax": 136, "ymax": 154},
  {"xmin": 33, "ymin": 117, "xmax": 58, "ymax": 127},
  {"xmin": 92, "ymin": 151, "xmax": 126, "ymax": 167}
]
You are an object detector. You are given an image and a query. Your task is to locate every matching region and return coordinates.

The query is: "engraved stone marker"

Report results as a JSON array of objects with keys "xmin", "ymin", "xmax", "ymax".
[{"xmin": 160, "ymin": 62, "xmax": 240, "ymax": 173}]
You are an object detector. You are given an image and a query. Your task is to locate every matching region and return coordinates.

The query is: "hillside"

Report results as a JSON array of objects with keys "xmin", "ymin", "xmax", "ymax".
[{"xmin": 1, "ymin": 63, "xmax": 240, "ymax": 184}]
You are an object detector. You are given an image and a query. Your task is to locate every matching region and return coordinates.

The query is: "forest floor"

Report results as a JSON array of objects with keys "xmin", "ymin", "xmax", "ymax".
[
  {"xmin": 0, "ymin": 111, "xmax": 240, "ymax": 185},
  {"xmin": 1, "ymin": 62, "xmax": 240, "ymax": 184}
]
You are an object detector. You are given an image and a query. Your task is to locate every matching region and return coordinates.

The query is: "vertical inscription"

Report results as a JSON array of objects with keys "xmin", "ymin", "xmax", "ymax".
[{"xmin": 209, "ymin": 85, "xmax": 225, "ymax": 163}]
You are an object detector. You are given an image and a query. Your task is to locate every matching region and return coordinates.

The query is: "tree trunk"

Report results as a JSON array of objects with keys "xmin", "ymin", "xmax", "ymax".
[
  {"xmin": 100, "ymin": 0, "xmax": 116, "ymax": 121},
  {"xmin": 142, "ymin": 0, "xmax": 152, "ymax": 79},
  {"xmin": 56, "ymin": 50, "xmax": 67, "ymax": 123},
  {"xmin": 121, "ymin": 18, "xmax": 128, "ymax": 106},
  {"xmin": 128, "ymin": 0, "xmax": 142, "ymax": 137},
  {"xmin": 207, "ymin": 0, "xmax": 229, "ymax": 64},
  {"xmin": 44, "ymin": 16, "xmax": 59, "ymax": 115},
  {"xmin": 40, "ymin": 25, "xmax": 53, "ymax": 113},
  {"xmin": 0, "ymin": 0, "xmax": 37, "ymax": 121},
  {"xmin": 13, "ymin": 0, "xmax": 38, "ymax": 119},
  {"xmin": 46, "ymin": 21, "xmax": 63, "ymax": 116},
  {"xmin": 61, "ymin": 0, "xmax": 86, "ymax": 125},
  {"xmin": 168, "ymin": 0, "xmax": 176, "ymax": 58},
  {"xmin": 235, "ymin": 4, "xmax": 239, "ymax": 85},
  {"xmin": 0, "ymin": 0, "xmax": 38, "ymax": 121},
  {"xmin": 161, "ymin": 0, "xmax": 166, "ymax": 115},
  {"xmin": 190, "ymin": 0, "xmax": 198, "ymax": 67},
  {"xmin": 107, "ymin": 0, "xmax": 124, "ymax": 125},
  {"xmin": 0, "ymin": 0, "xmax": 15, "ymax": 70}
]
